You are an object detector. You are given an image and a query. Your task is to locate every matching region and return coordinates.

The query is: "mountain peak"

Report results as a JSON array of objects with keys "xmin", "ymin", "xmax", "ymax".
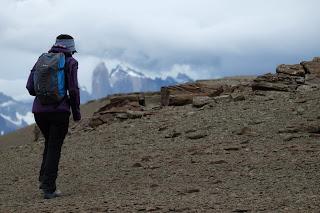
[
  {"xmin": 110, "ymin": 64, "xmax": 145, "ymax": 78},
  {"xmin": 176, "ymin": 73, "xmax": 193, "ymax": 83},
  {"xmin": 0, "ymin": 92, "xmax": 14, "ymax": 103},
  {"xmin": 110, "ymin": 64, "xmax": 127, "ymax": 77},
  {"xmin": 93, "ymin": 62, "xmax": 108, "ymax": 74},
  {"xmin": 92, "ymin": 62, "xmax": 112, "ymax": 99}
]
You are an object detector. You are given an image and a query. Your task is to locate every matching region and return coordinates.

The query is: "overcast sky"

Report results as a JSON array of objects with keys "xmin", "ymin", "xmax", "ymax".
[{"xmin": 0, "ymin": 0, "xmax": 320, "ymax": 99}]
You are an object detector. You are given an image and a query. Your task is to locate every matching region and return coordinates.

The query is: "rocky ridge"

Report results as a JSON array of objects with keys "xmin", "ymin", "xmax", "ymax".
[
  {"xmin": 252, "ymin": 57, "xmax": 320, "ymax": 92},
  {"xmin": 86, "ymin": 57, "xmax": 320, "ymax": 130}
]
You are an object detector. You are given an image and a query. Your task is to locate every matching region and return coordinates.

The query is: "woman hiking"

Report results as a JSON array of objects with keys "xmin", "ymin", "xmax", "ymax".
[{"xmin": 26, "ymin": 34, "xmax": 81, "ymax": 199}]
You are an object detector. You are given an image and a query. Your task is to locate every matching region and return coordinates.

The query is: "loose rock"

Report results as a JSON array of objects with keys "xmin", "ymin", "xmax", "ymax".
[
  {"xmin": 232, "ymin": 94, "xmax": 246, "ymax": 101},
  {"xmin": 282, "ymin": 134, "xmax": 300, "ymax": 141},
  {"xmin": 186, "ymin": 131, "xmax": 208, "ymax": 139},
  {"xmin": 132, "ymin": 163, "xmax": 143, "ymax": 168},
  {"xmin": 127, "ymin": 110, "xmax": 144, "ymax": 119},
  {"xmin": 224, "ymin": 147, "xmax": 240, "ymax": 151},
  {"xmin": 210, "ymin": 160, "xmax": 228, "ymax": 165},
  {"xmin": 165, "ymin": 131, "xmax": 181, "ymax": 138},
  {"xmin": 186, "ymin": 188, "xmax": 200, "ymax": 194},
  {"xmin": 192, "ymin": 96, "xmax": 212, "ymax": 108},
  {"xmin": 236, "ymin": 127, "xmax": 257, "ymax": 136},
  {"xmin": 115, "ymin": 113, "xmax": 128, "ymax": 120},
  {"xmin": 214, "ymin": 94, "xmax": 232, "ymax": 102},
  {"xmin": 89, "ymin": 117, "xmax": 103, "ymax": 128}
]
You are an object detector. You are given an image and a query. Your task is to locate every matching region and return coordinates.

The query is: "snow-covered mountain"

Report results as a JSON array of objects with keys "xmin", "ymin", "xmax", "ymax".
[
  {"xmin": 0, "ymin": 92, "xmax": 33, "ymax": 136},
  {"xmin": 110, "ymin": 64, "xmax": 150, "ymax": 94},
  {"xmin": 91, "ymin": 63, "xmax": 193, "ymax": 99},
  {"xmin": 176, "ymin": 73, "xmax": 193, "ymax": 83}
]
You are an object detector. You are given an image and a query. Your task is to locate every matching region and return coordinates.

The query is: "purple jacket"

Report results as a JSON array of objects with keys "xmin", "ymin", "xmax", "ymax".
[{"xmin": 26, "ymin": 46, "xmax": 81, "ymax": 121}]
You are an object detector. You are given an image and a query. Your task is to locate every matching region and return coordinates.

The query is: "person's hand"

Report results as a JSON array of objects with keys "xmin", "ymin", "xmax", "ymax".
[{"xmin": 73, "ymin": 115, "xmax": 81, "ymax": 122}]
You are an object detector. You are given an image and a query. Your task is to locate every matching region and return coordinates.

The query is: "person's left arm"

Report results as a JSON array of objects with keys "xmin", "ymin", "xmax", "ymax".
[{"xmin": 26, "ymin": 65, "xmax": 36, "ymax": 96}]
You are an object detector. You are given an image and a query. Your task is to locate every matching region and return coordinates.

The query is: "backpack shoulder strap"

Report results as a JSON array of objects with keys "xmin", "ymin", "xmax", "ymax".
[
  {"xmin": 54, "ymin": 54, "xmax": 70, "ymax": 108},
  {"xmin": 64, "ymin": 56, "xmax": 72, "ymax": 90}
]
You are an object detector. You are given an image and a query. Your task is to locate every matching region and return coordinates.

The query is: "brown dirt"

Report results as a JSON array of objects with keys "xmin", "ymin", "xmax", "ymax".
[{"xmin": 1, "ymin": 87, "xmax": 320, "ymax": 212}]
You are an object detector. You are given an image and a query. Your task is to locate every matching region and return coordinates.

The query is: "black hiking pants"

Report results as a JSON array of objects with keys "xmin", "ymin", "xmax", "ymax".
[{"xmin": 34, "ymin": 112, "xmax": 70, "ymax": 193}]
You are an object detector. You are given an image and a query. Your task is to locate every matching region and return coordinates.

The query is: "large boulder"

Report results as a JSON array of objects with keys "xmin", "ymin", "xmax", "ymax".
[
  {"xmin": 96, "ymin": 94, "xmax": 145, "ymax": 113},
  {"xmin": 276, "ymin": 64, "xmax": 305, "ymax": 76},
  {"xmin": 160, "ymin": 83, "xmax": 223, "ymax": 106},
  {"xmin": 301, "ymin": 57, "xmax": 320, "ymax": 77},
  {"xmin": 252, "ymin": 73, "xmax": 301, "ymax": 92},
  {"xmin": 313, "ymin": 57, "xmax": 320, "ymax": 62},
  {"xmin": 89, "ymin": 94, "xmax": 145, "ymax": 127},
  {"xmin": 251, "ymin": 60, "xmax": 316, "ymax": 92},
  {"xmin": 160, "ymin": 78, "xmax": 253, "ymax": 106}
]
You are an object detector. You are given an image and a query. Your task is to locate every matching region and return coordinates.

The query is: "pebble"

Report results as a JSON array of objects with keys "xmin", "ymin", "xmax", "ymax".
[{"xmin": 186, "ymin": 131, "xmax": 208, "ymax": 140}]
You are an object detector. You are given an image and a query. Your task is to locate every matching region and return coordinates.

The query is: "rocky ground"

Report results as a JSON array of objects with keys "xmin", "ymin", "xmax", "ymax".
[
  {"xmin": 1, "ymin": 88, "xmax": 320, "ymax": 212},
  {"xmin": 1, "ymin": 58, "xmax": 320, "ymax": 212}
]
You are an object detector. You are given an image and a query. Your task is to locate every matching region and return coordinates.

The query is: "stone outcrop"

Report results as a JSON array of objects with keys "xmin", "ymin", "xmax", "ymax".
[
  {"xmin": 252, "ymin": 72, "xmax": 303, "ymax": 92},
  {"xmin": 160, "ymin": 82, "xmax": 223, "ymax": 106},
  {"xmin": 85, "ymin": 56, "xmax": 320, "ymax": 130},
  {"xmin": 276, "ymin": 64, "xmax": 305, "ymax": 76},
  {"xmin": 301, "ymin": 57, "xmax": 320, "ymax": 76},
  {"xmin": 252, "ymin": 57, "xmax": 320, "ymax": 92},
  {"xmin": 89, "ymin": 94, "xmax": 146, "ymax": 128},
  {"xmin": 160, "ymin": 78, "xmax": 253, "ymax": 106}
]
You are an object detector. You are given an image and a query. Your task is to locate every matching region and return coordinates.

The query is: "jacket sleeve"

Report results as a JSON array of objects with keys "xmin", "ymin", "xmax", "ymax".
[
  {"xmin": 67, "ymin": 59, "xmax": 81, "ymax": 121},
  {"xmin": 26, "ymin": 65, "xmax": 36, "ymax": 96}
]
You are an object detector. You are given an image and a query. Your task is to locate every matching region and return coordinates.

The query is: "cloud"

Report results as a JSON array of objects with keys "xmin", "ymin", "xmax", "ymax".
[
  {"xmin": 0, "ymin": 79, "xmax": 29, "ymax": 100},
  {"xmin": 0, "ymin": 0, "xmax": 320, "ymax": 96}
]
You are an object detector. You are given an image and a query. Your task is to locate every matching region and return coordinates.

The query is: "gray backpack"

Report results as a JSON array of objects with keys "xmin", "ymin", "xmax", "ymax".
[{"xmin": 33, "ymin": 52, "xmax": 66, "ymax": 105}]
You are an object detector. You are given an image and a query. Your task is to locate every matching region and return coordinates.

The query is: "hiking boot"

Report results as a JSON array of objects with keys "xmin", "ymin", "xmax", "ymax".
[{"xmin": 43, "ymin": 189, "xmax": 62, "ymax": 199}]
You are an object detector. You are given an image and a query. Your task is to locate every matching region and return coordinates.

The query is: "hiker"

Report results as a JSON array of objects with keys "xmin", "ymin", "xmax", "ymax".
[{"xmin": 26, "ymin": 34, "xmax": 81, "ymax": 199}]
